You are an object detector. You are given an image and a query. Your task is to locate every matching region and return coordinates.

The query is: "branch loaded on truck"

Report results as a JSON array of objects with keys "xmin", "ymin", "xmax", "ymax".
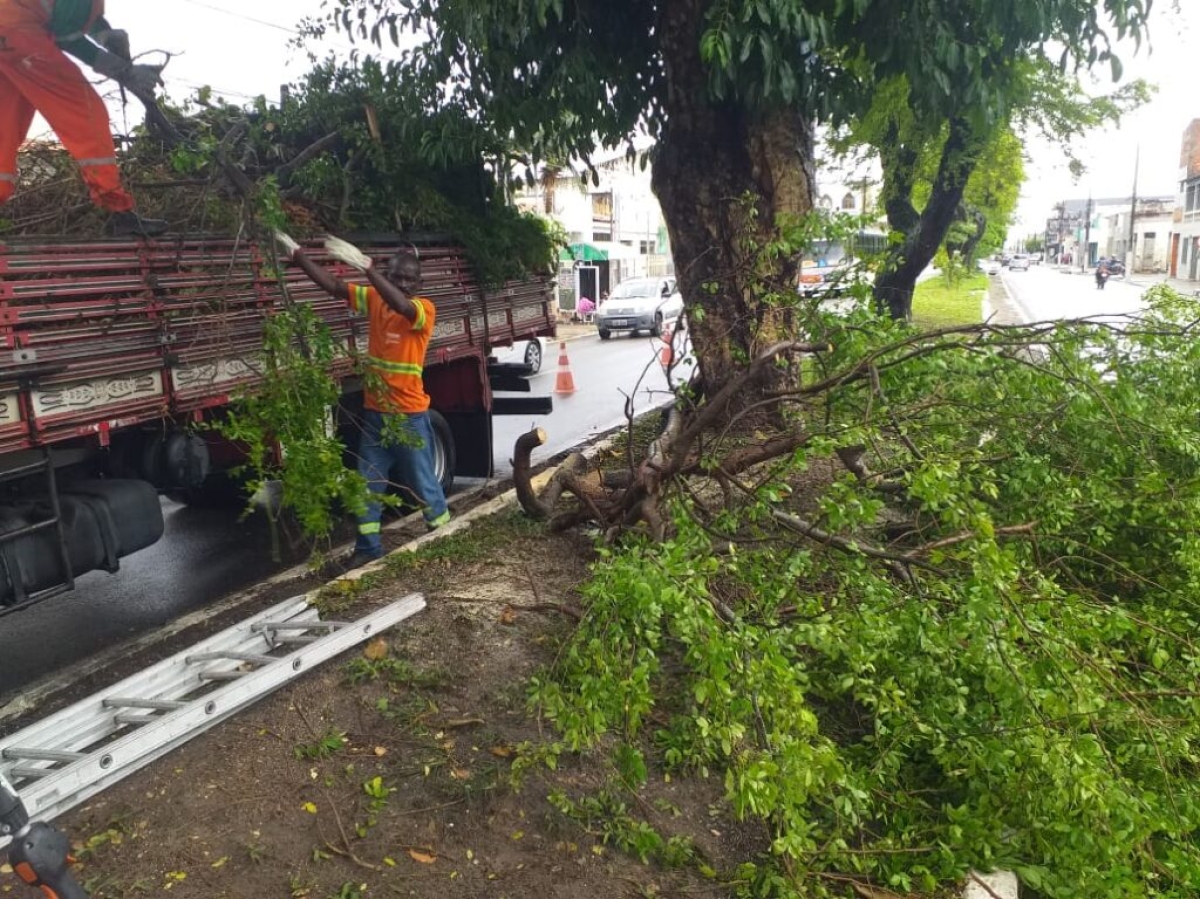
[{"xmin": 0, "ymin": 234, "xmax": 555, "ymax": 616}]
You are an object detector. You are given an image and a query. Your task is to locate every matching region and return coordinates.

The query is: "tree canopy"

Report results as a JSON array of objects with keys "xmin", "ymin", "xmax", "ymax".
[{"xmin": 308, "ymin": 0, "xmax": 1156, "ymax": 378}]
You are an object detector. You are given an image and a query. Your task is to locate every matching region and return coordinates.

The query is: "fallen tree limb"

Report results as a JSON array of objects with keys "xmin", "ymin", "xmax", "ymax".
[
  {"xmin": 770, "ymin": 509, "xmax": 933, "ymax": 584},
  {"xmin": 512, "ymin": 427, "xmax": 551, "ymax": 518}
]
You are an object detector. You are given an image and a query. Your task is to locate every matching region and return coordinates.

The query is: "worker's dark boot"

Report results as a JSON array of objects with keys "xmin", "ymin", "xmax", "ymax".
[{"xmin": 107, "ymin": 210, "xmax": 168, "ymax": 237}]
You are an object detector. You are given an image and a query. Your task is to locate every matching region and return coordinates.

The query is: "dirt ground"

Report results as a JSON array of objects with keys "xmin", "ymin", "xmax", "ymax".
[{"xmin": 28, "ymin": 508, "xmax": 756, "ymax": 899}]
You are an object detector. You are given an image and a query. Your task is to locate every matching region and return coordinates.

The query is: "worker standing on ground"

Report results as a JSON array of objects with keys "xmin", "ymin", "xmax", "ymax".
[
  {"xmin": 0, "ymin": 0, "xmax": 167, "ymax": 235},
  {"xmin": 276, "ymin": 232, "xmax": 452, "ymax": 563}
]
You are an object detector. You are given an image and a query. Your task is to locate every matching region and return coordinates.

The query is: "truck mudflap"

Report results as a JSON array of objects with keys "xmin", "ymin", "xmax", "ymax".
[{"xmin": 0, "ymin": 480, "xmax": 163, "ymax": 613}]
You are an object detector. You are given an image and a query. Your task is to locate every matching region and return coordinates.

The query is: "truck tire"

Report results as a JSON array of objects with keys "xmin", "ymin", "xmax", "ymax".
[
  {"xmin": 599, "ymin": 329, "xmax": 612, "ymax": 340},
  {"xmin": 524, "ymin": 340, "xmax": 543, "ymax": 373},
  {"xmin": 428, "ymin": 409, "xmax": 456, "ymax": 495}
]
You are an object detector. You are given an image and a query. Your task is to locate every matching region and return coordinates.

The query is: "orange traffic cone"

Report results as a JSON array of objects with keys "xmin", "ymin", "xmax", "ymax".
[
  {"xmin": 554, "ymin": 341, "xmax": 576, "ymax": 395},
  {"xmin": 660, "ymin": 325, "xmax": 674, "ymax": 367}
]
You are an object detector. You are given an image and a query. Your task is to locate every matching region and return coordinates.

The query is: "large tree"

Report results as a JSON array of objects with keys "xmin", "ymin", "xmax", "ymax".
[
  {"xmin": 846, "ymin": 60, "xmax": 1150, "ymax": 317},
  {"xmin": 311, "ymin": 0, "xmax": 1154, "ymax": 384}
]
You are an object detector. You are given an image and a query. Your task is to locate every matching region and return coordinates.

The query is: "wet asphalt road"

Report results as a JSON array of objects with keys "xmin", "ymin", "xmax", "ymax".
[{"xmin": 0, "ymin": 332, "xmax": 672, "ymax": 694}]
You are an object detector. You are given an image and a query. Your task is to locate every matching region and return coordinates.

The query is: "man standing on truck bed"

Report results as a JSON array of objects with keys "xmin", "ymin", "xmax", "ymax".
[
  {"xmin": 276, "ymin": 232, "xmax": 451, "ymax": 563},
  {"xmin": 0, "ymin": 0, "xmax": 167, "ymax": 235}
]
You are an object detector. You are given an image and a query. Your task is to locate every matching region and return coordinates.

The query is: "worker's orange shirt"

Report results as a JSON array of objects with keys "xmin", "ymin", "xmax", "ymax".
[
  {"xmin": 348, "ymin": 283, "xmax": 436, "ymax": 415},
  {"xmin": 0, "ymin": 0, "xmax": 104, "ymax": 32}
]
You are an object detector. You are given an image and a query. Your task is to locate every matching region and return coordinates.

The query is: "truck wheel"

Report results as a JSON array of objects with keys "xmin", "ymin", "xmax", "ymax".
[
  {"xmin": 598, "ymin": 329, "xmax": 612, "ymax": 341},
  {"xmin": 524, "ymin": 340, "xmax": 543, "ymax": 373},
  {"xmin": 428, "ymin": 409, "xmax": 456, "ymax": 495}
]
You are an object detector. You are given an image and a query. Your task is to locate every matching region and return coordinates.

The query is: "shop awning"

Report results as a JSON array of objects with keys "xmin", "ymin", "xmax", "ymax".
[{"xmin": 561, "ymin": 241, "xmax": 642, "ymax": 263}]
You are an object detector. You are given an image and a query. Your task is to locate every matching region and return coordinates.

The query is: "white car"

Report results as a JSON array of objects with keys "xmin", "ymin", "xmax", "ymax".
[
  {"xmin": 492, "ymin": 337, "xmax": 547, "ymax": 373},
  {"xmin": 980, "ymin": 258, "xmax": 1002, "ymax": 276},
  {"xmin": 596, "ymin": 277, "xmax": 683, "ymax": 340}
]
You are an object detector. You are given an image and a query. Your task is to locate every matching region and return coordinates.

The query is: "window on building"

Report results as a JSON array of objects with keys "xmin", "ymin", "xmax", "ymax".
[
  {"xmin": 593, "ymin": 231, "xmax": 611, "ymax": 242},
  {"xmin": 591, "ymin": 192, "xmax": 613, "ymax": 219},
  {"xmin": 1184, "ymin": 240, "xmax": 1190, "ymax": 264},
  {"xmin": 640, "ymin": 240, "xmax": 657, "ymax": 254},
  {"xmin": 841, "ymin": 192, "xmax": 856, "ymax": 210}
]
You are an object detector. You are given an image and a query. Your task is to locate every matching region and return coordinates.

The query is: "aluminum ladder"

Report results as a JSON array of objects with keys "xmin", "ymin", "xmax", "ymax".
[{"xmin": 0, "ymin": 591, "xmax": 425, "ymax": 845}]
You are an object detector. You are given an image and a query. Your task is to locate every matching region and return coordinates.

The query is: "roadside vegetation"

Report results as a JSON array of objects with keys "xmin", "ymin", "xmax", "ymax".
[{"xmin": 911, "ymin": 272, "xmax": 989, "ymax": 329}]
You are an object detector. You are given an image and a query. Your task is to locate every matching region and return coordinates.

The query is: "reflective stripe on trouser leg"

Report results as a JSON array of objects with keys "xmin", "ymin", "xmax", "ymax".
[
  {"xmin": 0, "ymin": 28, "xmax": 134, "ymax": 212},
  {"xmin": 389, "ymin": 411, "xmax": 449, "ymax": 526}
]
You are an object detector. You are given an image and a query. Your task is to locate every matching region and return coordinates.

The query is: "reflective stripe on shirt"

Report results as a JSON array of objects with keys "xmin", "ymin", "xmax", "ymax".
[{"xmin": 367, "ymin": 356, "xmax": 423, "ymax": 377}]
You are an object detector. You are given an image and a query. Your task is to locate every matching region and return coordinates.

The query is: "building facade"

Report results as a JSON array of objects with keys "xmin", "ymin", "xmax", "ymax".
[
  {"xmin": 514, "ymin": 149, "xmax": 672, "ymax": 312},
  {"xmin": 1172, "ymin": 119, "xmax": 1200, "ymax": 281}
]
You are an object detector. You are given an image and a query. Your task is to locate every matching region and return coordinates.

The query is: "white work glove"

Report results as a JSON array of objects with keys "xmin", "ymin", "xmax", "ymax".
[
  {"xmin": 273, "ymin": 230, "xmax": 300, "ymax": 261},
  {"xmin": 324, "ymin": 236, "xmax": 373, "ymax": 271}
]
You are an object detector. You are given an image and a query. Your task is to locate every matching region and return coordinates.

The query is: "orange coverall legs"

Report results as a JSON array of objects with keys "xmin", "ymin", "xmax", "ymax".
[{"xmin": 0, "ymin": 27, "xmax": 134, "ymax": 212}]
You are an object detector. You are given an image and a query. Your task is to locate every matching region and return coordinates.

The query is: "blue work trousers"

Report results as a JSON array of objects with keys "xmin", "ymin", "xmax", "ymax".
[{"xmin": 355, "ymin": 409, "xmax": 449, "ymax": 557}]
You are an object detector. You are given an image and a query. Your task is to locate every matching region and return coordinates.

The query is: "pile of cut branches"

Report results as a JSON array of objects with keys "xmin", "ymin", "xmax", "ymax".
[
  {"xmin": 521, "ymin": 285, "xmax": 1200, "ymax": 898},
  {"xmin": 1, "ymin": 59, "xmax": 561, "ymax": 285}
]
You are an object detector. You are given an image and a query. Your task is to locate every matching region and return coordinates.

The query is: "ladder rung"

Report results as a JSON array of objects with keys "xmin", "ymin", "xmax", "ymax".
[
  {"xmin": 255, "ymin": 621, "xmax": 347, "ymax": 632},
  {"xmin": 198, "ymin": 670, "xmax": 245, "ymax": 682},
  {"xmin": 10, "ymin": 766, "xmax": 54, "ymax": 779},
  {"xmin": 103, "ymin": 698, "xmax": 188, "ymax": 711},
  {"xmin": 2, "ymin": 749, "xmax": 86, "ymax": 763},
  {"xmin": 273, "ymin": 634, "xmax": 317, "ymax": 645},
  {"xmin": 113, "ymin": 713, "xmax": 157, "ymax": 727},
  {"xmin": 186, "ymin": 651, "xmax": 276, "ymax": 665}
]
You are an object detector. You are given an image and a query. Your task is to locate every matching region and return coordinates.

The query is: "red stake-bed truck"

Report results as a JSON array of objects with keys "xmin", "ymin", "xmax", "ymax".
[{"xmin": 0, "ymin": 234, "xmax": 554, "ymax": 616}]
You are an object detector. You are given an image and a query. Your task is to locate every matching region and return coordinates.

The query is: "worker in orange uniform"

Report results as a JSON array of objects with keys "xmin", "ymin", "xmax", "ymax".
[
  {"xmin": 275, "ymin": 231, "xmax": 452, "ymax": 565},
  {"xmin": 0, "ymin": 0, "xmax": 168, "ymax": 235}
]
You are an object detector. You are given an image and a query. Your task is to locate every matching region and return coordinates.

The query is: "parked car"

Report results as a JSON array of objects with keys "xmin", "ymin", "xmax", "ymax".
[
  {"xmin": 1008, "ymin": 254, "xmax": 1030, "ymax": 272},
  {"xmin": 980, "ymin": 258, "xmax": 1002, "ymax": 276},
  {"xmin": 596, "ymin": 276, "xmax": 682, "ymax": 340},
  {"xmin": 492, "ymin": 337, "xmax": 547, "ymax": 373}
]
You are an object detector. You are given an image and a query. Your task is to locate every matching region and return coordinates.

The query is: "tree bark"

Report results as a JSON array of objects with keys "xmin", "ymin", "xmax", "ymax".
[
  {"xmin": 651, "ymin": 0, "xmax": 815, "ymax": 398},
  {"xmin": 874, "ymin": 117, "xmax": 983, "ymax": 320}
]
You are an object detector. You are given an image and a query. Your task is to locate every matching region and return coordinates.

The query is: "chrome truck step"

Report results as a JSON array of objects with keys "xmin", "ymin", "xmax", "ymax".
[{"xmin": 0, "ymin": 592, "xmax": 425, "ymax": 843}]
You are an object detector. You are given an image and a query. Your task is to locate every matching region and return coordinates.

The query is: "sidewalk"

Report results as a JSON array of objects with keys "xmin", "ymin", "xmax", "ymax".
[
  {"xmin": 1123, "ymin": 273, "xmax": 1200, "ymax": 296},
  {"xmin": 556, "ymin": 321, "xmax": 596, "ymax": 341},
  {"xmin": 1051, "ymin": 265, "xmax": 1200, "ymax": 296}
]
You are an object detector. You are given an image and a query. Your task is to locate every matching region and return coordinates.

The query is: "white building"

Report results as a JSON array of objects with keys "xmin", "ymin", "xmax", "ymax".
[
  {"xmin": 1172, "ymin": 119, "xmax": 1200, "ymax": 282},
  {"xmin": 1104, "ymin": 197, "xmax": 1174, "ymax": 273},
  {"xmin": 514, "ymin": 148, "xmax": 671, "ymax": 312}
]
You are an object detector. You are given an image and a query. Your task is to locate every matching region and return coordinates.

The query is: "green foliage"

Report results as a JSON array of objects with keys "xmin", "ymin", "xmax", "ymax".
[
  {"xmin": 548, "ymin": 787, "xmax": 696, "ymax": 867},
  {"xmin": 294, "ymin": 728, "xmax": 348, "ymax": 760},
  {"xmin": 217, "ymin": 304, "xmax": 370, "ymax": 544},
  {"xmin": 534, "ymin": 285, "xmax": 1200, "ymax": 896},
  {"xmin": 271, "ymin": 59, "xmax": 563, "ymax": 283}
]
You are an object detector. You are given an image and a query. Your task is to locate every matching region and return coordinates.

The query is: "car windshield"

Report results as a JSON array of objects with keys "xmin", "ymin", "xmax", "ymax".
[{"xmin": 609, "ymin": 280, "xmax": 660, "ymax": 300}]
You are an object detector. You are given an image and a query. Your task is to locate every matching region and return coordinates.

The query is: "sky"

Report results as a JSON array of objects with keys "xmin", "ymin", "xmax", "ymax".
[
  {"xmin": 29, "ymin": 0, "xmax": 1199, "ymax": 241},
  {"xmin": 1012, "ymin": 2, "xmax": 1198, "ymax": 236}
]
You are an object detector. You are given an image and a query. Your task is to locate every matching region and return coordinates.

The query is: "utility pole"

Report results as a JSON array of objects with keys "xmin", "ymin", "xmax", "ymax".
[
  {"xmin": 1081, "ymin": 195, "xmax": 1092, "ymax": 273},
  {"xmin": 1127, "ymin": 146, "xmax": 1140, "ymax": 273}
]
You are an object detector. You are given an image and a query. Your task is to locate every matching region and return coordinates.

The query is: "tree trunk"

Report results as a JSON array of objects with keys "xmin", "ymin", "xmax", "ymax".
[
  {"xmin": 651, "ymin": 0, "xmax": 815, "ymax": 397},
  {"xmin": 875, "ymin": 117, "xmax": 983, "ymax": 320},
  {"xmin": 541, "ymin": 165, "xmax": 560, "ymax": 216}
]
